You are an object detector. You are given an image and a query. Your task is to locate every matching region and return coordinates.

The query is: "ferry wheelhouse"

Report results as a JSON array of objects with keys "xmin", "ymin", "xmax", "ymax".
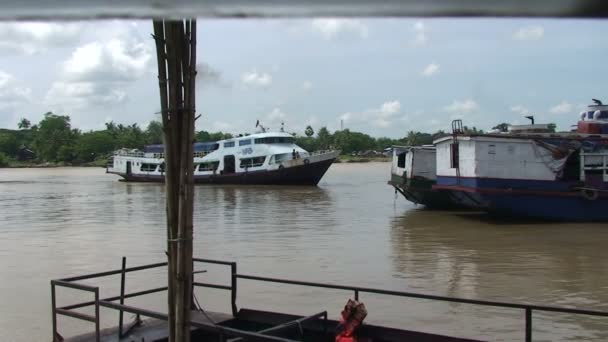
[
  {"xmin": 433, "ymin": 100, "xmax": 608, "ymax": 221},
  {"xmin": 388, "ymin": 146, "xmax": 462, "ymax": 209},
  {"xmin": 107, "ymin": 131, "xmax": 339, "ymax": 185}
]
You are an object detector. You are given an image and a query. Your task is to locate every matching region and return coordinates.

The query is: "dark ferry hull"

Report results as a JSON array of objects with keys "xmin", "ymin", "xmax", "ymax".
[
  {"xmin": 389, "ymin": 175, "xmax": 465, "ymax": 210},
  {"xmin": 119, "ymin": 157, "xmax": 336, "ymax": 186},
  {"xmin": 435, "ymin": 176, "xmax": 608, "ymax": 221}
]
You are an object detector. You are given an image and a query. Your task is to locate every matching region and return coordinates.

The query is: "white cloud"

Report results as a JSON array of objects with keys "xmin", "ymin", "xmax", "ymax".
[
  {"xmin": 0, "ymin": 71, "xmax": 31, "ymax": 110},
  {"xmin": 340, "ymin": 100, "xmax": 402, "ymax": 128},
  {"xmin": 422, "ymin": 63, "xmax": 440, "ymax": 76},
  {"xmin": 45, "ymin": 81, "xmax": 127, "ymax": 109},
  {"xmin": 63, "ymin": 39, "xmax": 151, "ymax": 82},
  {"xmin": 444, "ymin": 99, "xmax": 479, "ymax": 113},
  {"xmin": 311, "ymin": 18, "xmax": 369, "ymax": 40},
  {"xmin": 339, "ymin": 112, "xmax": 353, "ymax": 122},
  {"xmin": 413, "ymin": 21, "xmax": 427, "ymax": 45},
  {"xmin": 198, "ymin": 63, "xmax": 228, "ymax": 88},
  {"xmin": 301, "ymin": 81, "xmax": 313, "ymax": 91},
  {"xmin": 513, "ymin": 26, "xmax": 544, "ymax": 41},
  {"xmin": 44, "ymin": 27, "xmax": 151, "ymax": 111},
  {"xmin": 0, "ymin": 22, "xmax": 82, "ymax": 55},
  {"xmin": 510, "ymin": 105, "xmax": 531, "ymax": 116},
  {"xmin": 267, "ymin": 107, "xmax": 287, "ymax": 121},
  {"xmin": 380, "ymin": 100, "xmax": 401, "ymax": 115},
  {"xmin": 550, "ymin": 101, "xmax": 573, "ymax": 114},
  {"xmin": 241, "ymin": 70, "xmax": 272, "ymax": 87}
]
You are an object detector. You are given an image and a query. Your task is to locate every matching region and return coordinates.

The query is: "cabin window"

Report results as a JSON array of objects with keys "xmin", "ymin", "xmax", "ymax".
[
  {"xmin": 198, "ymin": 161, "xmax": 219, "ymax": 172},
  {"xmin": 240, "ymin": 156, "xmax": 266, "ymax": 168},
  {"xmin": 450, "ymin": 143, "xmax": 459, "ymax": 169},
  {"xmin": 224, "ymin": 141, "xmax": 235, "ymax": 148},
  {"xmin": 254, "ymin": 137, "xmax": 295, "ymax": 144},
  {"xmin": 397, "ymin": 152, "xmax": 406, "ymax": 168},
  {"xmin": 272, "ymin": 153, "xmax": 290, "ymax": 164},
  {"xmin": 140, "ymin": 163, "xmax": 158, "ymax": 172},
  {"xmin": 239, "ymin": 139, "xmax": 252, "ymax": 146}
]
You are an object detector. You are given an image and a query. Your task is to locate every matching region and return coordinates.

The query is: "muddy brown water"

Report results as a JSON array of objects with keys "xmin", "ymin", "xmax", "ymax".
[{"xmin": 1, "ymin": 163, "xmax": 607, "ymax": 341}]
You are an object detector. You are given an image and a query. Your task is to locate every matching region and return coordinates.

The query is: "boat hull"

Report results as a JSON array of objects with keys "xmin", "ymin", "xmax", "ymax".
[
  {"xmin": 435, "ymin": 176, "xmax": 608, "ymax": 221},
  {"xmin": 117, "ymin": 157, "xmax": 336, "ymax": 186},
  {"xmin": 389, "ymin": 175, "xmax": 465, "ymax": 210}
]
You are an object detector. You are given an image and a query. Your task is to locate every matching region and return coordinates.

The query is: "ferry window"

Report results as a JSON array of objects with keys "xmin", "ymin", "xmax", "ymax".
[
  {"xmin": 239, "ymin": 139, "xmax": 251, "ymax": 146},
  {"xmin": 254, "ymin": 137, "xmax": 295, "ymax": 144},
  {"xmin": 141, "ymin": 163, "xmax": 157, "ymax": 172},
  {"xmin": 450, "ymin": 143, "xmax": 459, "ymax": 169},
  {"xmin": 224, "ymin": 141, "xmax": 235, "ymax": 148},
  {"xmin": 199, "ymin": 161, "xmax": 219, "ymax": 171},
  {"xmin": 273, "ymin": 153, "xmax": 290, "ymax": 163},
  {"xmin": 240, "ymin": 156, "xmax": 266, "ymax": 168},
  {"xmin": 397, "ymin": 152, "xmax": 406, "ymax": 168}
]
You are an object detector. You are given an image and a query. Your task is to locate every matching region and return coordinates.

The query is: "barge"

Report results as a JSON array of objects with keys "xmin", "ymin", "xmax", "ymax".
[{"xmin": 433, "ymin": 101, "xmax": 608, "ymax": 221}]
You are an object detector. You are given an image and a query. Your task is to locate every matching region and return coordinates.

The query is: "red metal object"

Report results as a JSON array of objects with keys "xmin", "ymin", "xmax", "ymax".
[{"xmin": 335, "ymin": 299, "xmax": 367, "ymax": 342}]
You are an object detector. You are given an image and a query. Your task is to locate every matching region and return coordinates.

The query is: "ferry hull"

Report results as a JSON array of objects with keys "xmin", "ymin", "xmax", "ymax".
[
  {"xmin": 117, "ymin": 157, "xmax": 335, "ymax": 186},
  {"xmin": 435, "ymin": 177, "xmax": 608, "ymax": 221},
  {"xmin": 388, "ymin": 175, "xmax": 465, "ymax": 210}
]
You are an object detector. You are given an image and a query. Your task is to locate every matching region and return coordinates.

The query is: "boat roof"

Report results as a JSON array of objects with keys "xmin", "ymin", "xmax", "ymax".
[
  {"xmin": 218, "ymin": 131, "xmax": 294, "ymax": 143},
  {"xmin": 392, "ymin": 145, "xmax": 436, "ymax": 151},
  {"xmin": 434, "ymin": 132, "xmax": 608, "ymax": 144},
  {"xmin": 143, "ymin": 131, "xmax": 295, "ymax": 153}
]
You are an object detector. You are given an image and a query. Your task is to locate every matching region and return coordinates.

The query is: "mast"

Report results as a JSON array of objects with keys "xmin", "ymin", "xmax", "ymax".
[{"xmin": 153, "ymin": 19, "xmax": 197, "ymax": 342}]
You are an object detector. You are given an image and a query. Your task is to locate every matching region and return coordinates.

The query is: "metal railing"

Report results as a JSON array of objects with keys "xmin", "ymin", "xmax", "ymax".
[
  {"xmin": 51, "ymin": 258, "xmax": 608, "ymax": 342},
  {"xmin": 580, "ymin": 151, "xmax": 608, "ymax": 182}
]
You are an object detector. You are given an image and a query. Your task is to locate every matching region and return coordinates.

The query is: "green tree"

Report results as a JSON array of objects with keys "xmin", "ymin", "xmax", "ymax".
[
  {"xmin": 146, "ymin": 120, "xmax": 164, "ymax": 144},
  {"xmin": 76, "ymin": 131, "xmax": 115, "ymax": 162},
  {"xmin": 316, "ymin": 127, "xmax": 332, "ymax": 150},
  {"xmin": 18, "ymin": 118, "xmax": 31, "ymax": 130},
  {"xmin": 492, "ymin": 123, "xmax": 510, "ymax": 132},
  {"xmin": 34, "ymin": 112, "xmax": 78, "ymax": 162},
  {"xmin": 0, "ymin": 132, "xmax": 18, "ymax": 156},
  {"xmin": 375, "ymin": 137, "xmax": 394, "ymax": 151},
  {"xmin": 548, "ymin": 123, "xmax": 557, "ymax": 133},
  {"xmin": 304, "ymin": 125, "xmax": 314, "ymax": 137},
  {"xmin": 0, "ymin": 152, "xmax": 9, "ymax": 167}
]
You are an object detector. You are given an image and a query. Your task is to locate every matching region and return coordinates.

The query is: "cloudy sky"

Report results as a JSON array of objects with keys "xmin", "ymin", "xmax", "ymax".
[{"xmin": 0, "ymin": 18, "xmax": 607, "ymax": 138}]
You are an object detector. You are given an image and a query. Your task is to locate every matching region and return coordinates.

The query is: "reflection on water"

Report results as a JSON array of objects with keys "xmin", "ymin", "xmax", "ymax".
[
  {"xmin": 0, "ymin": 164, "xmax": 607, "ymax": 341},
  {"xmin": 390, "ymin": 209, "xmax": 608, "ymax": 341}
]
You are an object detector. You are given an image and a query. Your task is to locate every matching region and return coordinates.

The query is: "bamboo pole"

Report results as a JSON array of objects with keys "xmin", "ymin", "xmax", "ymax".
[{"xmin": 153, "ymin": 19, "xmax": 196, "ymax": 342}]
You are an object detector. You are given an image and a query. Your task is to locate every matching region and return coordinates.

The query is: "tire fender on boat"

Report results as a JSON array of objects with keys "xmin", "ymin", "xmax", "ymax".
[
  {"xmin": 304, "ymin": 158, "xmax": 310, "ymax": 165},
  {"xmin": 581, "ymin": 188, "xmax": 599, "ymax": 201},
  {"xmin": 278, "ymin": 164, "xmax": 284, "ymax": 170}
]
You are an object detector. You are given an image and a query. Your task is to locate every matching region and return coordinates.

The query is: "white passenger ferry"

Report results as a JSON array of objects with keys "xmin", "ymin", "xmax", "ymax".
[{"xmin": 106, "ymin": 130, "xmax": 339, "ymax": 185}]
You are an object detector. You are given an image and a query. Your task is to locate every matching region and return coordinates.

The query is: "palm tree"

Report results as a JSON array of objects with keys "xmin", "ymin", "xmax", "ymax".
[{"xmin": 17, "ymin": 118, "xmax": 31, "ymax": 130}]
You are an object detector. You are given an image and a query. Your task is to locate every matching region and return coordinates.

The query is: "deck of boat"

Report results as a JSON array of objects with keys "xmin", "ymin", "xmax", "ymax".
[{"xmin": 65, "ymin": 311, "xmax": 233, "ymax": 342}]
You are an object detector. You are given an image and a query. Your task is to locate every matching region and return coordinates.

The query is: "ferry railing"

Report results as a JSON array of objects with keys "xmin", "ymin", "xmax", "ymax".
[
  {"xmin": 51, "ymin": 258, "xmax": 608, "ymax": 342},
  {"xmin": 580, "ymin": 151, "xmax": 608, "ymax": 182},
  {"xmin": 236, "ymin": 273, "xmax": 608, "ymax": 342}
]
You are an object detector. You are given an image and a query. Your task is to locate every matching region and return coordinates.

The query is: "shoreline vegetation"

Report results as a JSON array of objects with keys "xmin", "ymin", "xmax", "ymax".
[
  {"xmin": 1, "ymin": 112, "xmax": 494, "ymax": 168},
  {"xmin": 5, "ymin": 155, "xmax": 390, "ymax": 168}
]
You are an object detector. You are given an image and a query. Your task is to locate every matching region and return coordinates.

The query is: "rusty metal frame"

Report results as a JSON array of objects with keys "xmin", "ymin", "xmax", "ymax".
[{"xmin": 51, "ymin": 258, "xmax": 608, "ymax": 342}]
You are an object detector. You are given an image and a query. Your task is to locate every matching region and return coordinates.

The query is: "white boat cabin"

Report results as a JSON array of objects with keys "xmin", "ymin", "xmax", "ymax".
[{"xmin": 391, "ymin": 146, "xmax": 436, "ymax": 181}]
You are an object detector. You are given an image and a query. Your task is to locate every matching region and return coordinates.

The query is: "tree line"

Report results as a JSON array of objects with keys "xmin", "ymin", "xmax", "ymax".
[{"xmin": 1, "ymin": 111, "xmax": 529, "ymax": 167}]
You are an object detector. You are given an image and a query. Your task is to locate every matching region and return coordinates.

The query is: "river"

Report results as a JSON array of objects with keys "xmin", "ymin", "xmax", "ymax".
[{"xmin": 1, "ymin": 163, "xmax": 607, "ymax": 341}]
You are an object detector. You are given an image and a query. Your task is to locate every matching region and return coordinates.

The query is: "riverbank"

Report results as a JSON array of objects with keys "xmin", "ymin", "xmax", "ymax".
[
  {"xmin": 2, "ymin": 159, "xmax": 107, "ymax": 168},
  {"xmin": 335, "ymin": 155, "xmax": 389, "ymax": 163}
]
